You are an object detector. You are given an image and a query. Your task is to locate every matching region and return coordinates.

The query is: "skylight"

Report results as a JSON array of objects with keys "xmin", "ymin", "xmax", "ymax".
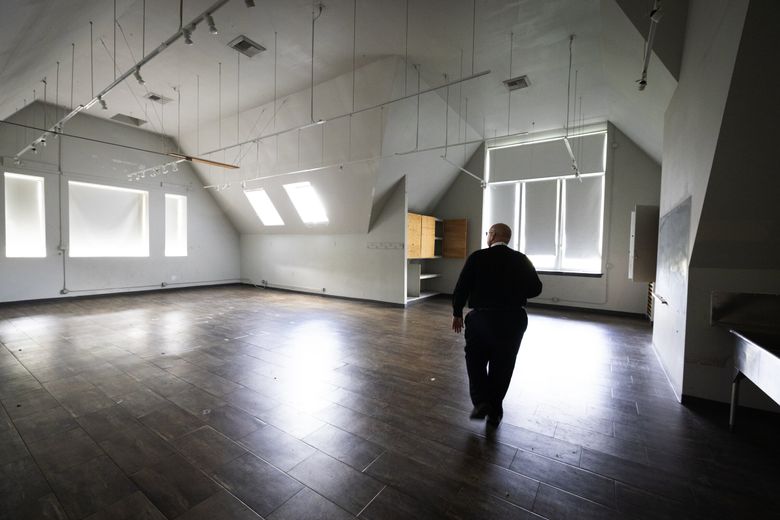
[
  {"xmin": 245, "ymin": 189, "xmax": 284, "ymax": 226},
  {"xmin": 283, "ymin": 181, "xmax": 329, "ymax": 225}
]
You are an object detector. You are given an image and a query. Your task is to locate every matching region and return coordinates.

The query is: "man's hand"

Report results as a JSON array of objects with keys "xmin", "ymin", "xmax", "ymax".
[{"xmin": 452, "ymin": 316, "xmax": 463, "ymax": 333}]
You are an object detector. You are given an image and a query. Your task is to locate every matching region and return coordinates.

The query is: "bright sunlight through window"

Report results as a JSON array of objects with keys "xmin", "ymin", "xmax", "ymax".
[
  {"xmin": 4, "ymin": 172, "xmax": 46, "ymax": 258},
  {"xmin": 245, "ymin": 189, "xmax": 284, "ymax": 226},
  {"xmin": 283, "ymin": 181, "xmax": 328, "ymax": 225}
]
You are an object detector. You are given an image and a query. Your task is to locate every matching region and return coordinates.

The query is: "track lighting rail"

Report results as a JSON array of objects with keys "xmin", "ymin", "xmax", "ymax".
[{"xmin": 14, "ymin": 0, "xmax": 232, "ymax": 160}]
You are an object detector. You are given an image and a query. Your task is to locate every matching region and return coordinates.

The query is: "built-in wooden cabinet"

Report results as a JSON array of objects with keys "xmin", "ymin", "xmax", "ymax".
[{"xmin": 406, "ymin": 212, "xmax": 468, "ymax": 302}]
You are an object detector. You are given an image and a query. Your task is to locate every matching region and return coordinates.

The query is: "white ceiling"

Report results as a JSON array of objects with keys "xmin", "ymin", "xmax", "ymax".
[{"xmin": 1, "ymin": 0, "xmax": 681, "ymax": 233}]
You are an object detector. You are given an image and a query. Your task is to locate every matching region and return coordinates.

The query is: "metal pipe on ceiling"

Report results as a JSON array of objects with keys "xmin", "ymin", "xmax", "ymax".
[
  {"xmin": 637, "ymin": 0, "xmax": 662, "ymax": 90},
  {"xmin": 14, "ymin": 0, "xmax": 232, "ymax": 160},
  {"xmin": 201, "ymin": 69, "xmax": 492, "ymax": 157}
]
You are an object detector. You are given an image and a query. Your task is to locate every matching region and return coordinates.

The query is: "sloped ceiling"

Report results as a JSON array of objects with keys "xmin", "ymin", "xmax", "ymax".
[{"xmin": 1, "ymin": 0, "xmax": 682, "ymax": 233}]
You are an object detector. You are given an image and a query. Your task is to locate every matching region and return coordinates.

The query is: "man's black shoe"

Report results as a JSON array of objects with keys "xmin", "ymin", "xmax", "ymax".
[{"xmin": 469, "ymin": 403, "xmax": 490, "ymax": 420}]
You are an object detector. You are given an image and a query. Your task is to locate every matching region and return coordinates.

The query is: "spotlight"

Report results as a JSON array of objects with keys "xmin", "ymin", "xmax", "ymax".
[
  {"xmin": 183, "ymin": 27, "xmax": 193, "ymax": 45},
  {"xmin": 244, "ymin": 0, "xmax": 255, "ymax": 7},
  {"xmin": 133, "ymin": 68, "xmax": 145, "ymax": 85},
  {"xmin": 206, "ymin": 14, "xmax": 218, "ymax": 35},
  {"xmin": 161, "ymin": 164, "xmax": 169, "ymax": 174},
  {"xmin": 13, "ymin": 157, "xmax": 21, "ymax": 165},
  {"xmin": 31, "ymin": 146, "xmax": 37, "ymax": 154},
  {"xmin": 98, "ymin": 96, "xmax": 108, "ymax": 110},
  {"xmin": 171, "ymin": 162, "xmax": 179, "ymax": 172},
  {"xmin": 40, "ymin": 137, "xmax": 46, "ymax": 147}
]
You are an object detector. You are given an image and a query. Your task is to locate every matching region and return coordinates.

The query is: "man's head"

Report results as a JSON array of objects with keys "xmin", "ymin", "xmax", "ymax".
[{"xmin": 487, "ymin": 223, "xmax": 512, "ymax": 246}]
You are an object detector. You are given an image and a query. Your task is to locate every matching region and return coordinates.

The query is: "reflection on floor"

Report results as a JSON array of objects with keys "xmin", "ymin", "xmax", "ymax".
[{"xmin": 1, "ymin": 286, "xmax": 778, "ymax": 519}]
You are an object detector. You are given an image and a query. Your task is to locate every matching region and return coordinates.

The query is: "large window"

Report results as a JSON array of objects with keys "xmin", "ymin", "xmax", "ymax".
[
  {"xmin": 487, "ymin": 175, "xmax": 604, "ymax": 273},
  {"xmin": 165, "ymin": 194, "xmax": 187, "ymax": 256},
  {"xmin": 4, "ymin": 172, "xmax": 46, "ymax": 258},
  {"xmin": 68, "ymin": 181, "xmax": 149, "ymax": 257},
  {"xmin": 485, "ymin": 132, "xmax": 606, "ymax": 274}
]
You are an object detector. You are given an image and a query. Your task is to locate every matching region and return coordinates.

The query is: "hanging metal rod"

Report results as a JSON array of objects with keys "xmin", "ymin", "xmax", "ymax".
[
  {"xmin": 202, "ymin": 69, "xmax": 492, "ymax": 156},
  {"xmin": 1, "ymin": 119, "xmax": 238, "ymax": 169},
  {"xmin": 637, "ymin": 0, "xmax": 662, "ymax": 90},
  {"xmin": 440, "ymin": 154, "xmax": 483, "ymax": 183},
  {"xmin": 15, "ymin": 0, "xmax": 232, "ymax": 159}
]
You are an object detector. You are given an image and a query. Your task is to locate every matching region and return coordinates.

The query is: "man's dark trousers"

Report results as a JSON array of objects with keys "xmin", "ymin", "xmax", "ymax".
[{"xmin": 464, "ymin": 308, "xmax": 528, "ymax": 416}]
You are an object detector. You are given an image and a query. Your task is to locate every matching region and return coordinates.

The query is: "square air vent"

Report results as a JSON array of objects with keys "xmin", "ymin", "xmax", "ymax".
[
  {"xmin": 144, "ymin": 92, "xmax": 173, "ymax": 104},
  {"xmin": 110, "ymin": 113, "xmax": 147, "ymax": 127},
  {"xmin": 228, "ymin": 35, "xmax": 266, "ymax": 58},
  {"xmin": 503, "ymin": 75, "xmax": 531, "ymax": 91}
]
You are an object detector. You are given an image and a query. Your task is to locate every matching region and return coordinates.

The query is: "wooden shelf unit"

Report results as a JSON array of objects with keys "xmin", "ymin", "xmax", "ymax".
[{"xmin": 406, "ymin": 212, "xmax": 467, "ymax": 301}]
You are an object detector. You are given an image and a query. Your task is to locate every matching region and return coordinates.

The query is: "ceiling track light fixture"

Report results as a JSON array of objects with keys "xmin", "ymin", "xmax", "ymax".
[
  {"xmin": 206, "ymin": 14, "xmax": 218, "ymax": 34},
  {"xmin": 14, "ymin": 0, "xmax": 233, "ymax": 159},
  {"xmin": 182, "ymin": 27, "xmax": 194, "ymax": 45},
  {"xmin": 133, "ymin": 68, "xmax": 145, "ymax": 85}
]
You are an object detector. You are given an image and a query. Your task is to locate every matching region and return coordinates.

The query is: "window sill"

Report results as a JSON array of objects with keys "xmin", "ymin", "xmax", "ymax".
[{"xmin": 537, "ymin": 271, "xmax": 603, "ymax": 278}]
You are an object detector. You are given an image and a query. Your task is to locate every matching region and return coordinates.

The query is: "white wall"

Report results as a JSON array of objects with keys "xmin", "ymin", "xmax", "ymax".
[
  {"xmin": 652, "ymin": 0, "xmax": 748, "ymax": 399},
  {"xmin": 240, "ymin": 177, "xmax": 406, "ymax": 305},
  {"xmin": 431, "ymin": 123, "xmax": 661, "ymax": 315},
  {"xmin": 663, "ymin": 0, "xmax": 780, "ymax": 409},
  {"xmin": 0, "ymin": 103, "xmax": 240, "ymax": 302}
]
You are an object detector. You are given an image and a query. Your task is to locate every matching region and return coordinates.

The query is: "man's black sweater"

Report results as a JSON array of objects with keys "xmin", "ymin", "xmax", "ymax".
[{"xmin": 452, "ymin": 244, "xmax": 542, "ymax": 318}]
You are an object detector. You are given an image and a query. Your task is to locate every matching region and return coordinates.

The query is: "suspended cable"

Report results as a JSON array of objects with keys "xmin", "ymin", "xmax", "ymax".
[
  {"xmin": 218, "ymin": 61, "xmax": 222, "ymax": 149},
  {"xmin": 565, "ymin": 34, "xmax": 573, "ymax": 136},
  {"xmin": 90, "ymin": 21, "xmax": 94, "ymax": 99},
  {"xmin": 352, "ymin": 0, "xmax": 357, "ymax": 112},
  {"xmin": 236, "ymin": 53, "xmax": 240, "ymax": 146},
  {"xmin": 55, "ymin": 63, "xmax": 60, "ymax": 121},
  {"xmin": 142, "ymin": 0, "xmax": 146, "ymax": 57},
  {"xmin": 471, "ymin": 0, "xmax": 477, "ymax": 75},
  {"xmin": 310, "ymin": 2, "xmax": 324, "ymax": 123},
  {"xmin": 197, "ymin": 75, "xmax": 200, "ymax": 154},
  {"xmin": 113, "ymin": 0, "xmax": 117, "ymax": 81},
  {"xmin": 508, "ymin": 32, "xmax": 513, "ymax": 135},
  {"xmin": 404, "ymin": 0, "xmax": 409, "ymax": 95},
  {"xmin": 273, "ymin": 32, "xmax": 278, "ymax": 130},
  {"xmin": 70, "ymin": 44, "xmax": 75, "ymax": 111}
]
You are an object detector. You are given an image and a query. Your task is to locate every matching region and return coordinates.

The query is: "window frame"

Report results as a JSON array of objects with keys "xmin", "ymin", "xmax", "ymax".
[{"xmin": 486, "ymin": 171, "xmax": 605, "ymax": 275}]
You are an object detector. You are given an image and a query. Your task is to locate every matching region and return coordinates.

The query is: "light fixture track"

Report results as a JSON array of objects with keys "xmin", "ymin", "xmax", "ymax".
[{"xmin": 14, "ymin": 0, "xmax": 231, "ymax": 159}]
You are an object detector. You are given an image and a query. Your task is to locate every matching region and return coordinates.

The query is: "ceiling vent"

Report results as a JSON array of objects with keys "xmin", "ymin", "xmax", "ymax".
[
  {"xmin": 503, "ymin": 75, "xmax": 531, "ymax": 91},
  {"xmin": 110, "ymin": 113, "xmax": 147, "ymax": 127},
  {"xmin": 228, "ymin": 35, "xmax": 266, "ymax": 58},
  {"xmin": 144, "ymin": 92, "xmax": 173, "ymax": 104}
]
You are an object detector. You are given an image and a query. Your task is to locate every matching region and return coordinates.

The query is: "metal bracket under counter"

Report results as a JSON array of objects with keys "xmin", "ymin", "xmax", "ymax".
[{"xmin": 729, "ymin": 329, "xmax": 780, "ymax": 431}]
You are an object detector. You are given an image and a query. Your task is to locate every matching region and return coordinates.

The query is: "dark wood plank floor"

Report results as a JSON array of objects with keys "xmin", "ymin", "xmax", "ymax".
[{"xmin": 1, "ymin": 286, "xmax": 779, "ymax": 519}]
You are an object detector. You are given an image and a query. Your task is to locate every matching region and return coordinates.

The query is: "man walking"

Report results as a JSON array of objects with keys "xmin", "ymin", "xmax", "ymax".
[{"xmin": 452, "ymin": 223, "xmax": 542, "ymax": 427}]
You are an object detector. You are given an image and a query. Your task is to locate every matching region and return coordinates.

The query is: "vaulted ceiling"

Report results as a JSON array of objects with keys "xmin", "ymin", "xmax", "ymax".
[{"xmin": 1, "ymin": 0, "xmax": 684, "ymax": 233}]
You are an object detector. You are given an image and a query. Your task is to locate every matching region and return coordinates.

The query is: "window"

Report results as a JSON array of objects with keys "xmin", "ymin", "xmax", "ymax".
[
  {"xmin": 165, "ymin": 194, "xmax": 187, "ymax": 256},
  {"xmin": 283, "ymin": 181, "xmax": 328, "ymax": 224},
  {"xmin": 245, "ymin": 189, "xmax": 284, "ymax": 226},
  {"xmin": 4, "ymin": 172, "xmax": 46, "ymax": 257},
  {"xmin": 68, "ymin": 181, "xmax": 149, "ymax": 257},
  {"xmin": 485, "ymin": 132, "xmax": 607, "ymax": 274}
]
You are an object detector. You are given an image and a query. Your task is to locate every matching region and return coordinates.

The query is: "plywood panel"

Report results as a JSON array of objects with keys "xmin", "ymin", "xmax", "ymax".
[
  {"xmin": 407, "ymin": 213, "xmax": 422, "ymax": 258},
  {"xmin": 443, "ymin": 219, "xmax": 468, "ymax": 258},
  {"xmin": 420, "ymin": 216, "xmax": 436, "ymax": 258}
]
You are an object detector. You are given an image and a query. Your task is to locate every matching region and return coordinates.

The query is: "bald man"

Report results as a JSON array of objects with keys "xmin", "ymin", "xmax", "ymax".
[{"xmin": 452, "ymin": 223, "xmax": 542, "ymax": 427}]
